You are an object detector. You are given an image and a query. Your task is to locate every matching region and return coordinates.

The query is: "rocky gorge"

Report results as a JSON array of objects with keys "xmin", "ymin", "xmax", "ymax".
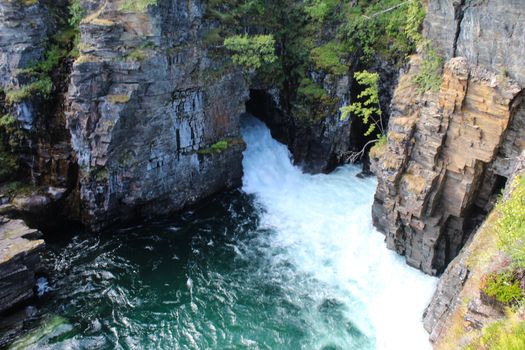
[{"xmin": 0, "ymin": 0, "xmax": 524, "ymax": 348}]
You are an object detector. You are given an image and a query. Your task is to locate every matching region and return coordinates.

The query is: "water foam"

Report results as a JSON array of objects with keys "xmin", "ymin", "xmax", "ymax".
[{"xmin": 241, "ymin": 115, "xmax": 438, "ymax": 349}]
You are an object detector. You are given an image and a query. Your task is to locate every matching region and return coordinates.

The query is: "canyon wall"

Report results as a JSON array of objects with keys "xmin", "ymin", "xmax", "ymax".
[
  {"xmin": 372, "ymin": 0, "xmax": 525, "ymax": 275},
  {"xmin": 68, "ymin": 0, "xmax": 248, "ymax": 230},
  {"xmin": 0, "ymin": 0, "xmax": 250, "ymax": 232}
]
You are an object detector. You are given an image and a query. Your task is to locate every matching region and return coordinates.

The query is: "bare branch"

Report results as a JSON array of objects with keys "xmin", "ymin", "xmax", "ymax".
[{"xmin": 362, "ymin": 1, "xmax": 411, "ymax": 20}]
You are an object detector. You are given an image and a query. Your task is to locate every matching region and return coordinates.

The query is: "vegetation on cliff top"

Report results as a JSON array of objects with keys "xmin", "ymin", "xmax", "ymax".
[{"xmin": 212, "ymin": 0, "xmax": 426, "ymax": 125}]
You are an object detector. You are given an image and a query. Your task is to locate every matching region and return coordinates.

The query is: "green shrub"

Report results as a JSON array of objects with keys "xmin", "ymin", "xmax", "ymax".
[
  {"xmin": 413, "ymin": 42, "xmax": 443, "ymax": 93},
  {"xmin": 119, "ymin": 0, "xmax": 158, "ymax": 12},
  {"xmin": 304, "ymin": 0, "xmax": 339, "ymax": 22},
  {"xmin": 69, "ymin": 0, "xmax": 85, "ymax": 27},
  {"xmin": 198, "ymin": 140, "xmax": 233, "ymax": 155},
  {"xmin": 223, "ymin": 34, "xmax": 277, "ymax": 71},
  {"xmin": 497, "ymin": 175, "xmax": 525, "ymax": 268},
  {"xmin": 6, "ymin": 77, "xmax": 53, "ymax": 104},
  {"xmin": 466, "ymin": 317, "xmax": 525, "ymax": 350},
  {"xmin": 309, "ymin": 40, "xmax": 348, "ymax": 75},
  {"xmin": 297, "ymin": 78, "xmax": 327, "ymax": 100},
  {"xmin": 483, "ymin": 271, "xmax": 524, "ymax": 306}
]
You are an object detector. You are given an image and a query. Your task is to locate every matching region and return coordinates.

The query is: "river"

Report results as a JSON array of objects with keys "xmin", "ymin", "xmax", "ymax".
[{"xmin": 9, "ymin": 116, "xmax": 437, "ymax": 349}]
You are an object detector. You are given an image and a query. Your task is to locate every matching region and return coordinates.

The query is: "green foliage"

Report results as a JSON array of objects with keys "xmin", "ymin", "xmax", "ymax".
[
  {"xmin": 497, "ymin": 175, "xmax": 525, "ymax": 268},
  {"xmin": 405, "ymin": 0, "xmax": 425, "ymax": 44},
  {"xmin": 465, "ymin": 317, "xmax": 525, "ymax": 350},
  {"xmin": 198, "ymin": 140, "xmax": 232, "ymax": 155},
  {"xmin": 369, "ymin": 134, "xmax": 387, "ymax": 159},
  {"xmin": 483, "ymin": 271, "xmax": 524, "ymax": 306},
  {"xmin": 297, "ymin": 78, "xmax": 327, "ymax": 100},
  {"xmin": 304, "ymin": 0, "xmax": 340, "ymax": 22},
  {"xmin": 413, "ymin": 42, "xmax": 443, "ymax": 93},
  {"xmin": 6, "ymin": 77, "xmax": 53, "ymax": 104},
  {"xmin": 342, "ymin": 0, "xmax": 426, "ymax": 63},
  {"xmin": 0, "ymin": 114, "xmax": 21, "ymax": 181},
  {"xmin": 340, "ymin": 70, "xmax": 382, "ymax": 136},
  {"xmin": 223, "ymin": 35, "xmax": 277, "ymax": 71},
  {"xmin": 309, "ymin": 41, "xmax": 348, "ymax": 75},
  {"xmin": 6, "ymin": 0, "xmax": 83, "ymax": 104},
  {"xmin": 68, "ymin": 0, "xmax": 85, "ymax": 28},
  {"xmin": 119, "ymin": 0, "xmax": 158, "ymax": 12}
]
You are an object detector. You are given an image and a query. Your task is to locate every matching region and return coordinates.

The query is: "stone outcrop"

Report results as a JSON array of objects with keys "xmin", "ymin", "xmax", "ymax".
[
  {"xmin": 423, "ymin": 152, "xmax": 525, "ymax": 345},
  {"xmin": 0, "ymin": 0, "xmax": 74, "ymax": 187},
  {"xmin": 67, "ymin": 0, "xmax": 248, "ymax": 231},
  {"xmin": 372, "ymin": 0, "xmax": 525, "ymax": 275},
  {"xmin": 0, "ymin": 216, "xmax": 44, "ymax": 315}
]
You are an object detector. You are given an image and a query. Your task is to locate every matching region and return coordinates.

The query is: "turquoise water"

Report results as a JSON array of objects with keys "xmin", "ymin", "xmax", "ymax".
[{"xmin": 9, "ymin": 117, "xmax": 437, "ymax": 349}]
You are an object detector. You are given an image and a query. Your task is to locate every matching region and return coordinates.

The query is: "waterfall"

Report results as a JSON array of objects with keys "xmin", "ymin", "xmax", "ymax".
[{"xmin": 241, "ymin": 115, "xmax": 438, "ymax": 349}]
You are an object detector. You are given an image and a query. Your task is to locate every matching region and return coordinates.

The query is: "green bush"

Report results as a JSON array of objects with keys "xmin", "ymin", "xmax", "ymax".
[
  {"xmin": 69, "ymin": 0, "xmax": 85, "ymax": 27},
  {"xmin": 466, "ymin": 317, "xmax": 525, "ymax": 350},
  {"xmin": 483, "ymin": 271, "xmax": 524, "ymax": 306},
  {"xmin": 497, "ymin": 175, "xmax": 525, "ymax": 268},
  {"xmin": 309, "ymin": 40, "xmax": 348, "ymax": 75},
  {"xmin": 413, "ymin": 42, "xmax": 443, "ymax": 93},
  {"xmin": 224, "ymin": 34, "xmax": 277, "ymax": 71}
]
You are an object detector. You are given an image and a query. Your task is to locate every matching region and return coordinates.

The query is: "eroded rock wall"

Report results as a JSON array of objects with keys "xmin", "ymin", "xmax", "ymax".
[
  {"xmin": 68, "ymin": 0, "xmax": 249, "ymax": 231},
  {"xmin": 372, "ymin": 0, "xmax": 525, "ymax": 275},
  {"xmin": 0, "ymin": 0, "xmax": 74, "ymax": 187}
]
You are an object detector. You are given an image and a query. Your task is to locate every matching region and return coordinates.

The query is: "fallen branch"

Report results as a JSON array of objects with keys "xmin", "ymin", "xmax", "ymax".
[
  {"xmin": 362, "ymin": 1, "xmax": 410, "ymax": 20},
  {"xmin": 343, "ymin": 139, "xmax": 379, "ymax": 163}
]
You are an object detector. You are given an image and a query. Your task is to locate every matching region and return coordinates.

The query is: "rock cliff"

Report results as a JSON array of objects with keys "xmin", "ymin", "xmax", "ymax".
[
  {"xmin": 67, "ymin": 0, "xmax": 248, "ymax": 230},
  {"xmin": 372, "ymin": 0, "xmax": 525, "ymax": 275},
  {"xmin": 0, "ymin": 216, "xmax": 44, "ymax": 315}
]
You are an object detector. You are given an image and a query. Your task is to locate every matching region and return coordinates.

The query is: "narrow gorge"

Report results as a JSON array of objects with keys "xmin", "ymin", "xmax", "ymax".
[{"xmin": 0, "ymin": 0, "xmax": 524, "ymax": 349}]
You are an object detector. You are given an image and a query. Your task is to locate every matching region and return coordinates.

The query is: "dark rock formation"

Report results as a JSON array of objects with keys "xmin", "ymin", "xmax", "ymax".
[
  {"xmin": 0, "ymin": 216, "xmax": 44, "ymax": 315},
  {"xmin": 372, "ymin": 0, "xmax": 525, "ymax": 275},
  {"xmin": 0, "ymin": 0, "xmax": 75, "ymax": 188},
  {"xmin": 67, "ymin": 0, "xmax": 248, "ymax": 231},
  {"xmin": 246, "ymin": 84, "xmax": 353, "ymax": 173}
]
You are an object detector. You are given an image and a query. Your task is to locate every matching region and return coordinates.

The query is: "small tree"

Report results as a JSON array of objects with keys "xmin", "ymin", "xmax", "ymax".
[
  {"xmin": 340, "ymin": 70, "xmax": 385, "ymax": 162},
  {"xmin": 223, "ymin": 34, "xmax": 277, "ymax": 71},
  {"xmin": 340, "ymin": 70, "xmax": 384, "ymax": 136}
]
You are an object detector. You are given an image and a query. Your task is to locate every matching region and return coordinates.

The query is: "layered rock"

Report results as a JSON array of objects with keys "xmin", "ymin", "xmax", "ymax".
[
  {"xmin": 0, "ymin": 216, "xmax": 44, "ymax": 314},
  {"xmin": 68, "ymin": 0, "xmax": 248, "ymax": 231},
  {"xmin": 372, "ymin": 0, "xmax": 525, "ymax": 275},
  {"xmin": 0, "ymin": 0, "xmax": 74, "ymax": 187},
  {"xmin": 423, "ymin": 152, "xmax": 525, "ymax": 345}
]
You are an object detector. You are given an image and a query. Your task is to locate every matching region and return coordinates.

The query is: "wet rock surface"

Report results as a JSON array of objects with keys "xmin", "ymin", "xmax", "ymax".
[{"xmin": 0, "ymin": 217, "xmax": 44, "ymax": 315}]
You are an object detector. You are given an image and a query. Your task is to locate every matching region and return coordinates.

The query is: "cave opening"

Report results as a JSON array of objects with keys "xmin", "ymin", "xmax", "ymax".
[{"xmin": 244, "ymin": 89, "xmax": 291, "ymax": 147}]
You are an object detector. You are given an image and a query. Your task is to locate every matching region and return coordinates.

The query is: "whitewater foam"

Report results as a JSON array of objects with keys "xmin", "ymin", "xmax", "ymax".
[{"xmin": 241, "ymin": 115, "xmax": 438, "ymax": 350}]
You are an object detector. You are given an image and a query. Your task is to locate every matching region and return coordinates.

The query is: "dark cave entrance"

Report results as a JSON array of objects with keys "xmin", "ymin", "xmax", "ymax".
[{"xmin": 245, "ymin": 89, "xmax": 292, "ymax": 147}]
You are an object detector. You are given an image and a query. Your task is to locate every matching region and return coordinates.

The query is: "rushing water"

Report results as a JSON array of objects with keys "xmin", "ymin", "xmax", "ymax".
[{"xmin": 10, "ymin": 116, "xmax": 437, "ymax": 350}]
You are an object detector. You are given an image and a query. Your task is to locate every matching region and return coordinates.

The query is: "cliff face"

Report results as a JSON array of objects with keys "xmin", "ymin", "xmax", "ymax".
[
  {"xmin": 67, "ymin": 0, "xmax": 249, "ymax": 231},
  {"xmin": 0, "ymin": 0, "xmax": 74, "ymax": 188},
  {"xmin": 372, "ymin": 0, "xmax": 525, "ymax": 275},
  {"xmin": 423, "ymin": 153, "xmax": 525, "ymax": 347}
]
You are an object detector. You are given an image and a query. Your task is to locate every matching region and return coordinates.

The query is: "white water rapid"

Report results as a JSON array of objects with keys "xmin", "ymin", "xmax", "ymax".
[{"xmin": 241, "ymin": 115, "xmax": 438, "ymax": 350}]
